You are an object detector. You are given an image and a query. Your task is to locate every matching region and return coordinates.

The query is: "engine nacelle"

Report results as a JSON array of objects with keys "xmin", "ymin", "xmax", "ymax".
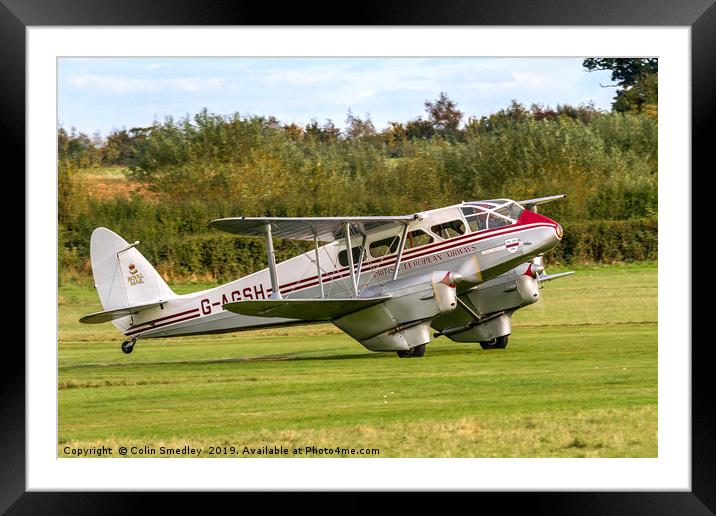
[
  {"xmin": 333, "ymin": 271, "xmax": 460, "ymax": 352},
  {"xmin": 515, "ymin": 274, "xmax": 541, "ymax": 305},
  {"xmin": 431, "ymin": 267, "xmax": 541, "ymax": 343},
  {"xmin": 466, "ymin": 271, "xmax": 540, "ymax": 315},
  {"xmin": 445, "ymin": 312, "xmax": 513, "ymax": 343}
]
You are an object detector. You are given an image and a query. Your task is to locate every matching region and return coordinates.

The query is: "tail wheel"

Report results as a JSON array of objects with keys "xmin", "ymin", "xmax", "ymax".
[
  {"xmin": 479, "ymin": 335, "xmax": 509, "ymax": 350},
  {"xmin": 396, "ymin": 344, "xmax": 427, "ymax": 358}
]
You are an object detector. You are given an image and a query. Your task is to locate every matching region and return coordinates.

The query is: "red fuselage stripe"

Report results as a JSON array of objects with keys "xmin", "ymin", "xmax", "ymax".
[{"xmin": 279, "ymin": 222, "xmax": 555, "ymax": 291}]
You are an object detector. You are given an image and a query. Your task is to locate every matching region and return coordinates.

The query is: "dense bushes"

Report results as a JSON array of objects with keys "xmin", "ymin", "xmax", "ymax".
[
  {"xmin": 58, "ymin": 105, "xmax": 658, "ymax": 282},
  {"xmin": 111, "ymin": 110, "xmax": 657, "ymax": 220},
  {"xmin": 548, "ymin": 218, "xmax": 657, "ymax": 265},
  {"xmin": 58, "ymin": 196, "xmax": 657, "ymax": 283}
]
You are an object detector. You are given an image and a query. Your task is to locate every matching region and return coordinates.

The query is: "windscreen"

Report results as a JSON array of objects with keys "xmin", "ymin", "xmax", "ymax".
[{"xmin": 461, "ymin": 200, "xmax": 524, "ymax": 232}]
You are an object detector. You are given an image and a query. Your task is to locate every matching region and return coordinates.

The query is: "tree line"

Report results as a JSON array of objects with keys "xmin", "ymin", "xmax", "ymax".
[{"xmin": 59, "ymin": 58, "xmax": 658, "ymax": 169}]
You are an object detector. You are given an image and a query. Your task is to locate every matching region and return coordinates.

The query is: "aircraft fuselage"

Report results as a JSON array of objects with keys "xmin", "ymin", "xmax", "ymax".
[{"xmin": 117, "ymin": 201, "xmax": 562, "ymax": 340}]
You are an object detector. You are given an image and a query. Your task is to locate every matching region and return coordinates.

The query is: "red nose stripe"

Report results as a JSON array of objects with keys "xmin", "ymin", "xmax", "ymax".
[{"xmin": 517, "ymin": 209, "xmax": 558, "ymax": 227}]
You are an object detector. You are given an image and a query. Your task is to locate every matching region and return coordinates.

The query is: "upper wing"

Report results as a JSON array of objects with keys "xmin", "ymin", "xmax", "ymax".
[
  {"xmin": 209, "ymin": 215, "xmax": 416, "ymax": 242},
  {"xmin": 223, "ymin": 296, "xmax": 390, "ymax": 321},
  {"xmin": 517, "ymin": 194, "xmax": 566, "ymax": 211},
  {"xmin": 80, "ymin": 300, "xmax": 169, "ymax": 324}
]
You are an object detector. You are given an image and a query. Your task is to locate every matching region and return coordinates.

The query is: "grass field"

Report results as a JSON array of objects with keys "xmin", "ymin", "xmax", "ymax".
[{"xmin": 58, "ymin": 263, "xmax": 657, "ymax": 458}]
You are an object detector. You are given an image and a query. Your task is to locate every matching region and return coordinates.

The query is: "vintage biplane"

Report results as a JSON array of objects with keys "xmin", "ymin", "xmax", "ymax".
[{"xmin": 80, "ymin": 195, "xmax": 573, "ymax": 357}]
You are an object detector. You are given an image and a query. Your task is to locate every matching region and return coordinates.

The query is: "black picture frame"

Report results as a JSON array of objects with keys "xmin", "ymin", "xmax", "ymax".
[{"xmin": 7, "ymin": 0, "xmax": 712, "ymax": 513}]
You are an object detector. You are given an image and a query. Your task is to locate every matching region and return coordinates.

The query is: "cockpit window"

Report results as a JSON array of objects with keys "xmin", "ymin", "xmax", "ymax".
[
  {"xmin": 487, "ymin": 212, "xmax": 512, "ymax": 229},
  {"xmin": 464, "ymin": 210, "xmax": 488, "ymax": 232},
  {"xmin": 461, "ymin": 200, "xmax": 524, "ymax": 232},
  {"xmin": 369, "ymin": 235, "xmax": 400, "ymax": 258},
  {"xmin": 431, "ymin": 220, "xmax": 465, "ymax": 239},
  {"xmin": 405, "ymin": 230, "xmax": 434, "ymax": 249},
  {"xmin": 495, "ymin": 203, "xmax": 524, "ymax": 221}
]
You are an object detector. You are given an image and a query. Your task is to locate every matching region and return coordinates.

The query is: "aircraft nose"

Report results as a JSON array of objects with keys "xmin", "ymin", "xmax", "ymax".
[
  {"xmin": 540, "ymin": 215, "xmax": 562, "ymax": 244},
  {"xmin": 516, "ymin": 208, "xmax": 559, "ymax": 230},
  {"xmin": 516, "ymin": 209, "xmax": 563, "ymax": 247}
]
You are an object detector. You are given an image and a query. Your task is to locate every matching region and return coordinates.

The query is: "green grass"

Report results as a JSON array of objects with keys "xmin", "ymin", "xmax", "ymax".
[{"xmin": 58, "ymin": 263, "xmax": 657, "ymax": 458}]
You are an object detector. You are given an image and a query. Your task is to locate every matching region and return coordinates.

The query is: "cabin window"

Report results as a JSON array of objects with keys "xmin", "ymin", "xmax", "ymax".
[
  {"xmin": 369, "ymin": 235, "xmax": 401, "ymax": 258},
  {"xmin": 338, "ymin": 246, "xmax": 364, "ymax": 267},
  {"xmin": 405, "ymin": 230, "xmax": 434, "ymax": 249},
  {"xmin": 430, "ymin": 220, "xmax": 465, "ymax": 240}
]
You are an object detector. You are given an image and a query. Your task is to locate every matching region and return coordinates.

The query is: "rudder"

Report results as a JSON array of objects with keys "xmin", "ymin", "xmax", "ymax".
[{"xmin": 90, "ymin": 227, "xmax": 176, "ymax": 312}]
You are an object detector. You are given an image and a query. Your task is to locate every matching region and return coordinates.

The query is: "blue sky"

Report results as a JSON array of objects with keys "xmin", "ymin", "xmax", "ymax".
[{"xmin": 58, "ymin": 57, "xmax": 616, "ymax": 138}]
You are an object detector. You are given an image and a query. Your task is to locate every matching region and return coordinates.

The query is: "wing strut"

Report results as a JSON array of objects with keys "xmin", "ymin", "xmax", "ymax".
[
  {"xmin": 264, "ymin": 223, "xmax": 282, "ymax": 300},
  {"xmin": 392, "ymin": 224, "xmax": 410, "ymax": 281},
  {"xmin": 355, "ymin": 234, "xmax": 367, "ymax": 284},
  {"xmin": 313, "ymin": 233, "xmax": 325, "ymax": 299},
  {"xmin": 344, "ymin": 222, "xmax": 358, "ymax": 297}
]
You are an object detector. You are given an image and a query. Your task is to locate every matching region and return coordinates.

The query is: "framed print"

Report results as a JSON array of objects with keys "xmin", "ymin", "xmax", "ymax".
[{"xmin": 7, "ymin": 0, "xmax": 714, "ymax": 512}]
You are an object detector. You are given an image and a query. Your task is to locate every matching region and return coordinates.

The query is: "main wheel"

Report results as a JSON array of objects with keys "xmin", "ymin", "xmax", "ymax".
[
  {"xmin": 121, "ymin": 340, "xmax": 135, "ymax": 354},
  {"xmin": 396, "ymin": 344, "xmax": 427, "ymax": 358},
  {"xmin": 411, "ymin": 344, "xmax": 427, "ymax": 357},
  {"xmin": 479, "ymin": 335, "xmax": 508, "ymax": 350}
]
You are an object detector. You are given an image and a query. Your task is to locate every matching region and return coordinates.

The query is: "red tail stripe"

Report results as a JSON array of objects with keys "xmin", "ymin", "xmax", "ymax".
[
  {"xmin": 128, "ymin": 307, "xmax": 200, "ymax": 330},
  {"xmin": 126, "ymin": 312, "xmax": 201, "ymax": 336}
]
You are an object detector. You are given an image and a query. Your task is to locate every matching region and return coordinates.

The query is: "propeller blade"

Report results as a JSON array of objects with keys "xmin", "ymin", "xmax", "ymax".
[{"xmin": 530, "ymin": 254, "xmax": 545, "ymax": 277}]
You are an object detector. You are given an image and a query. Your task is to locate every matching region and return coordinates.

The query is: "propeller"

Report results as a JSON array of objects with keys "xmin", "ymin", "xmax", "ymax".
[
  {"xmin": 524, "ymin": 202, "xmax": 573, "ymax": 284},
  {"xmin": 531, "ymin": 254, "xmax": 545, "ymax": 278},
  {"xmin": 525, "ymin": 251, "xmax": 574, "ymax": 284}
]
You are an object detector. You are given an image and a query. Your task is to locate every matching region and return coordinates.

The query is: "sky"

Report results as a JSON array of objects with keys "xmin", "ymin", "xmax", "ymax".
[{"xmin": 58, "ymin": 57, "xmax": 616, "ymax": 138}]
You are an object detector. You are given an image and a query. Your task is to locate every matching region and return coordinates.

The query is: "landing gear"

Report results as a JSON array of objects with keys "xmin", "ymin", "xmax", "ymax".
[
  {"xmin": 479, "ymin": 335, "xmax": 508, "ymax": 350},
  {"xmin": 396, "ymin": 344, "xmax": 427, "ymax": 358},
  {"xmin": 121, "ymin": 339, "xmax": 136, "ymax": 354}
]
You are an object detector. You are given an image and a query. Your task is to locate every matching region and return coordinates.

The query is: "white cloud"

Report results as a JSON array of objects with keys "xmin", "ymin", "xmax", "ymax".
[
  {"xmin": 263, "ymin": 69, "xmax": 336, "ymax": 87},
  {"xmin": 459, "ymin": 71, "xmax": 555, "ymax": 94},
  {"xmin": 66, "ymin": 74, "xmax": 227, "ymax": 94}
]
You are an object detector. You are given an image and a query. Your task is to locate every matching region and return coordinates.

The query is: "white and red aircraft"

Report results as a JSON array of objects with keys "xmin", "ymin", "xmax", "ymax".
[{"xmin": 80, "ymin": 195, "xmax": 573, "ymax": 357}]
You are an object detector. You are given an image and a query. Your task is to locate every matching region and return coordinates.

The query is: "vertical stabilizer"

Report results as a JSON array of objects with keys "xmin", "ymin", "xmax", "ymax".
[{"xmin": 89, "ymin": 227, "xmax": 176, "ymax": 314}]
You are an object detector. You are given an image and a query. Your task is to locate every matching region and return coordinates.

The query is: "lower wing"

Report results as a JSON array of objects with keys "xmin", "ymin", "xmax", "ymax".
[{"xmin": 222, "ymin": 296, "xmax": 390, "ymax": 321}]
